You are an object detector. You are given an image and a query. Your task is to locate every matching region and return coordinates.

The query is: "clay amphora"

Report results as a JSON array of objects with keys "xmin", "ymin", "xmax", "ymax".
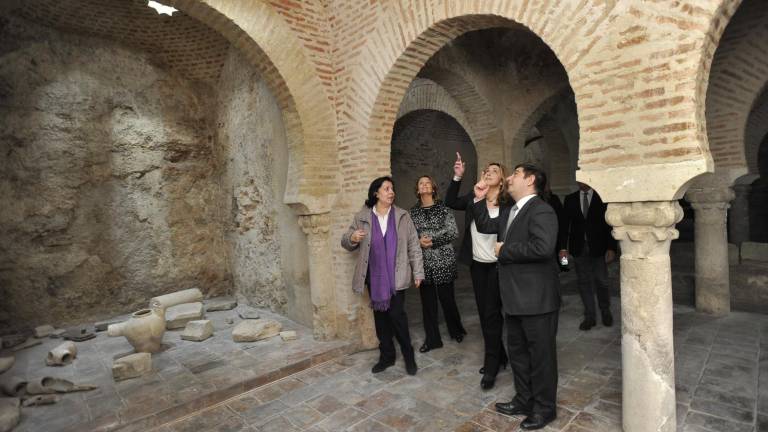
[
  {"xmin": 108, "ymin": 288, "xmax": 203, "ymax": 353},
  {"xmin": 107, "ymin": 303, "xmax": 166, "ymax": 353}
]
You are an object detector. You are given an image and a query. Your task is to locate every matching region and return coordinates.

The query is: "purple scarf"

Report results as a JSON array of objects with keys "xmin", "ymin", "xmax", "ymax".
[{"xmin": 368, "ymin": 208, "xmax": 398, "ymax": 311}]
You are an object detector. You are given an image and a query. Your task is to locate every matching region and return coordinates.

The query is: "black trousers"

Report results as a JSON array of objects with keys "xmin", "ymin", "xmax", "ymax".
[
  {"xmin": 372, "ymin": 290, "xmax": 414, "ymax": 363},
  {"xmin": 470, "ymin": 261, "xmax": 508, "ymax": 375},
  {"xmin": 574, "ymin": 252, "xmax": 610, "ymax": 319},
  {"xmin": 506, "ymin": 311, "xmax": 559, "ymax": 417},
  {"xmin": 419, "ymin": 281, "xmax": 466, "ymax": 347}
]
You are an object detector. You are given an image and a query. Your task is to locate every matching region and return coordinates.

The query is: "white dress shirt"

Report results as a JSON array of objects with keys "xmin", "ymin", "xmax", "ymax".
[{"xmin": 372, "ymin": 206, "xmax": 392, "ymax": 236}]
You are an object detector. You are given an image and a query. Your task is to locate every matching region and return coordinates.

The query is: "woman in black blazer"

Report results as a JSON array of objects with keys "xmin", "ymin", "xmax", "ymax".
[{"xmin": 444, "ymin": 153, "xmax": 509, "ymax": 390}]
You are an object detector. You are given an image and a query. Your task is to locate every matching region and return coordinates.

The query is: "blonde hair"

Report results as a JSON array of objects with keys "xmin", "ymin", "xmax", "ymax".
[{"xmin": 484, "ymin": 162, "xmax": 509, "ymax": 205}]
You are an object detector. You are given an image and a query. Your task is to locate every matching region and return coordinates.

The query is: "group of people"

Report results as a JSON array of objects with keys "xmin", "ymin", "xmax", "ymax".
[{"xmin": 340, "ymin": 153, "xmax": 615, "ymax": 431}]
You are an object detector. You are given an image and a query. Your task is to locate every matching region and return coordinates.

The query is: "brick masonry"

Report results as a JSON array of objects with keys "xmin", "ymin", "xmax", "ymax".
[{"xmin": 9, "ymin": 0, "xmax": 763, "ymax": 341}]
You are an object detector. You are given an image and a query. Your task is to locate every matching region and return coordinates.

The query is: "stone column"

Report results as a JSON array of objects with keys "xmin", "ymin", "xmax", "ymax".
[
  {"xmin": 606, "ymin": 201, "xmax": 682, "ymax": 432},
  {"xmin": 729, "ymin": 183, "xmax": 751, "ymax": 245},
  {"xmin": 298, "ymin": 213, "xmax": 337, "ymax": 340},
  {"xmin": 686, "ymin": 187, "xmax": 735, "ymax": 316}
]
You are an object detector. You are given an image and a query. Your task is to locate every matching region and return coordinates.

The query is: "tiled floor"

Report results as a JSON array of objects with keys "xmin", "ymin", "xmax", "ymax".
[
  {"xmin": 0, "ymin": 305, "xmax": 351, "ymax": 432},
  {"xmin": 150, "ymin": 275, "xmax": 768, "ymax": 432}
]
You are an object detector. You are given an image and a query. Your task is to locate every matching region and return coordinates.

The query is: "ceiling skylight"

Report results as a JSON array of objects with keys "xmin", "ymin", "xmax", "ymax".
[{"xmin": 147, "ymin": 1, "xmax": 178, "ymax": 16}]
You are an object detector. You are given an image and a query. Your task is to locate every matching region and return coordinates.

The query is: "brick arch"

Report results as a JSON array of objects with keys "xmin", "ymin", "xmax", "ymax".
[
  {"xmin": 169, "ymin": 0, "xmax": 337, "ymax": 213},
  {"xmin": 351, "ymin": 2, "xmax": 624, "ymax": 202},
  {"xmin": 704, "ymin": 0, "xmax": 766, "ymax": 183},
  {"xmin": 396, "ymin": 78, "xmax": 474, "ymax": 145},
  {"xmin": 418, "ymin": 65, "xmax": 505, "ymax": 167},
  {"xmin": 360, "ymin": 11, "xmax": 586, "ymax": 179}
]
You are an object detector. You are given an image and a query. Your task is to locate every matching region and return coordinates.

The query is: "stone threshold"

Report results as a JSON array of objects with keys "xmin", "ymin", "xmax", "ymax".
[{"xmin": 66, "ymin": 343, "xmax": 355, "ymax": 432}]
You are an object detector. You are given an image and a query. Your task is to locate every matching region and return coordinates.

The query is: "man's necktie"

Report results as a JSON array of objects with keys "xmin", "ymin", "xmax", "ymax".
[
  {"xmin": 504, "ymin": 205, "xmax": 519, "ymax": 238},
  {"xmin": 582, "ymin": 191, "xmax": 589, "ymax": 217}
]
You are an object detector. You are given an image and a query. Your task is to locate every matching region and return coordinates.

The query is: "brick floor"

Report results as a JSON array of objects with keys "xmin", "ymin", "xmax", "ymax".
[{"xmin": 149, "ymin": 274, "xmax": 768, "ymax": 432}]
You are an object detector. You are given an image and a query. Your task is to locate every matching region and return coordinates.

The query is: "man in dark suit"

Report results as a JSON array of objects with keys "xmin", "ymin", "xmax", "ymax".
[
  {"xmin": 559, "ymin": 182, "xmax": 616, "ymax": 330},
  {"xmin": 473, "ymin": 163, "xmax": 560, "ymax": 430}
]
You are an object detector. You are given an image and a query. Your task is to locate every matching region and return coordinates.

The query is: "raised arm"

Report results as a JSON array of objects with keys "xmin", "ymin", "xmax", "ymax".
[
  {"xmin": 471, "ymin": 199, "xmax": 501, "ymax": 235},
  {"xmin": 444, "ymin": 152, "xmax": 472, "ymax": 210}
]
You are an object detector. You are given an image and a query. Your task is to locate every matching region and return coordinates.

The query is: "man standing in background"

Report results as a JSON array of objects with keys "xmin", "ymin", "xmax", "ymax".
[{"xmin": 559, "ymin": 182, "xmax": 616, "ymax": 331}]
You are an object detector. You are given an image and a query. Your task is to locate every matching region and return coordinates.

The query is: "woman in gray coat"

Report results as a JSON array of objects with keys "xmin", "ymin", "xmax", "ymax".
[{"xmin": 341, "ymin": 176, "xmax": 424, "ymax": 375}]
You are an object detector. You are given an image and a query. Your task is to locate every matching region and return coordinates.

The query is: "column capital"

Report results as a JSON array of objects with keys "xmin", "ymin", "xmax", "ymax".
[
  {"xmin": 297, "ymin": 213, "xmax": 331, "ymax": 235},
  {"xmin": 606, "ymin": 201, "xmax": 682, "ymax": 258},
  {"xmin": 685, "ymin": 186, "xmax": 735, "ymax": 206},
  {"xmin": 606, "ymin": 201, "xmax": 683, "ymax": 230}
]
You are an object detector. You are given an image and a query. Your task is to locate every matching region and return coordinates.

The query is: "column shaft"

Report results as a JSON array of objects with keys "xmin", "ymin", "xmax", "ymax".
[
  {"xmin": 607, "ymin": 201, "xmax": 682, "ymax": 432},
  {"xmin": 298, "ymin": 213, "xmax": 337, "ymax": 340},
  {"xmin": 687, "ymin": 187, "xmax": 734, "ymax": 316}
]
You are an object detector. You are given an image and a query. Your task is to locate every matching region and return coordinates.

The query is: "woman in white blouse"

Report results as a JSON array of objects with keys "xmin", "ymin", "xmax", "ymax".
[{"xmin": 445, "ymin": 153, "xmax": 509, "ymax": 391}]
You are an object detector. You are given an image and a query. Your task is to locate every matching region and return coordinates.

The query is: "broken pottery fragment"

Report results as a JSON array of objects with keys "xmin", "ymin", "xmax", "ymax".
[
  {"xmin": 0, "ymin": 398, "xmax": 20, "ymax": 432},
  {"xmin": 205, "ymin": 297, "xmax": 238, "ymax": 312},
  {"xmin": 279, "ymin": 331, "xmax": 298, "ymax": 341},
  {"xmin": 25, "ymin": 377, "xmax": 97, "ymax": 394},
  {"xmin": 21, "ymin": 394, "xmax": 59, "ymax": 407},
  {"xmin": 165, "ymin": 302, "xmax": 204, "ymax": 330},
  {"xmin": 236, "ymin": 305, "xmax": 261, "ymax": 320},
  {"xmin": 95, "ymin": 318, "xmax": 124, "ymax": 332},
  {"xmin": 62, "ymin": 326, "xmax": 96, "ymax": 342},
  {"xmin": 1, "ymin": 378, "xmax": 27, "ymax": 397},
  {"xmin": 112, "ymin": 353, "xmax": 152, "ymax": 381},
  {"xmin": 151, "ymin": 288, "xmax": 203, "ymax": 309},
  {"xmin": 49, "ymin": 328, "xmax": 66, "ymax": 339},
  {"xmin": 0, "ymin": 358, "xmax": 13, "ymax": 375},
  {"xmin": 232, "ymin": 319, "xmax": 282, "ymax": 342},
  {"xmin": 33, "ymin": 325, "xmax": 55, "ymax": 338},
  {"xmin": 224, "ymin": 317, "xmax": 234, "ymax": 325},
  {"xmin": 180, "ymin": 320, "xmax": 213, "ymax": 342},
  {"xmin": 11, "ymin": 338, "xmax": 41, "ymax": 352},
  {"xmin": 0, "ymin": 335, "xmax": 26, "ymax": 350},
  {"xmin": 46, "ymin": 341, "xmax": 77, "ymax": 366}
]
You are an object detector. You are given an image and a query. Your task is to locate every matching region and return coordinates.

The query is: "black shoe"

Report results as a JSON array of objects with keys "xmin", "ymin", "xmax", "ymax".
[
  {"xmin": 404, "ymin": 358, "xmax": 418, "ymax": 376},
  {"xmin": 419, "ymin": 342, "xmax": 443, "ymax": 353},
  {"xmin": 453, "ymin": 334, "xmax": 464, "ymax": 343},
  {"xmin": 579, "ymin": 317, "xmax": 596, "ymax": 331},
  {"xmin": 520, "ymin": 413, "xmax": 556, "ymax": 430},
  {"xmin": 480, "ymin": 374, "xmax": 495, "ymax": 390},
  {"xmin": 494, "ymin": 401, "xmax": 531, "ymax": 417},
  {"xmin": 602, "ymin": 310, "xmax": 614, "ymax": 327},
  {"xmin": 479, "ymin": 362, "xmax": 506, "ymax": 375},
  {"xmin": 371, "ymin": 360, "xmax": 395, "ymax": 374}
]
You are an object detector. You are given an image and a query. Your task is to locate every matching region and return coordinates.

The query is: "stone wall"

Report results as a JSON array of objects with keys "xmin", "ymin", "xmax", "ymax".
[
  {"xmin": 214, "ymin": 47, "xmax": 311, "ymax": 326},
  {"xmin": 0, "ymin": 15, "xmax": 229, "ymax": 328}
]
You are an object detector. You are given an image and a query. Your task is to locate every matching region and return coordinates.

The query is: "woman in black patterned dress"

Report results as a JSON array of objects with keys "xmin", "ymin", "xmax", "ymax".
[{"xmin": 409, "ymin": 175, "xmax": 466, "ymax": 353}]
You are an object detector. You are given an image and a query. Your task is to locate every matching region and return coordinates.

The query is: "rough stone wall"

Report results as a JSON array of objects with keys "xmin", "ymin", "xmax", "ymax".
[
  {"xmin": 0, "ymin": 15, "xmax": 229, "ymax": 328},
  {"xmin": 214, "ymin": 47, "xmax": 312, "ymax": 325}
]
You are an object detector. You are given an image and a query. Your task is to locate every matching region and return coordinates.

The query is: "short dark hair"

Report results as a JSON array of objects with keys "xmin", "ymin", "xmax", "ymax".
[
  {"xmin": 514, "ymin": 163, "xmax": 547, "ymax": 194},
  {"xmin": 365, "ymin": 176, "xmax": 395, "ymax": 208}
]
